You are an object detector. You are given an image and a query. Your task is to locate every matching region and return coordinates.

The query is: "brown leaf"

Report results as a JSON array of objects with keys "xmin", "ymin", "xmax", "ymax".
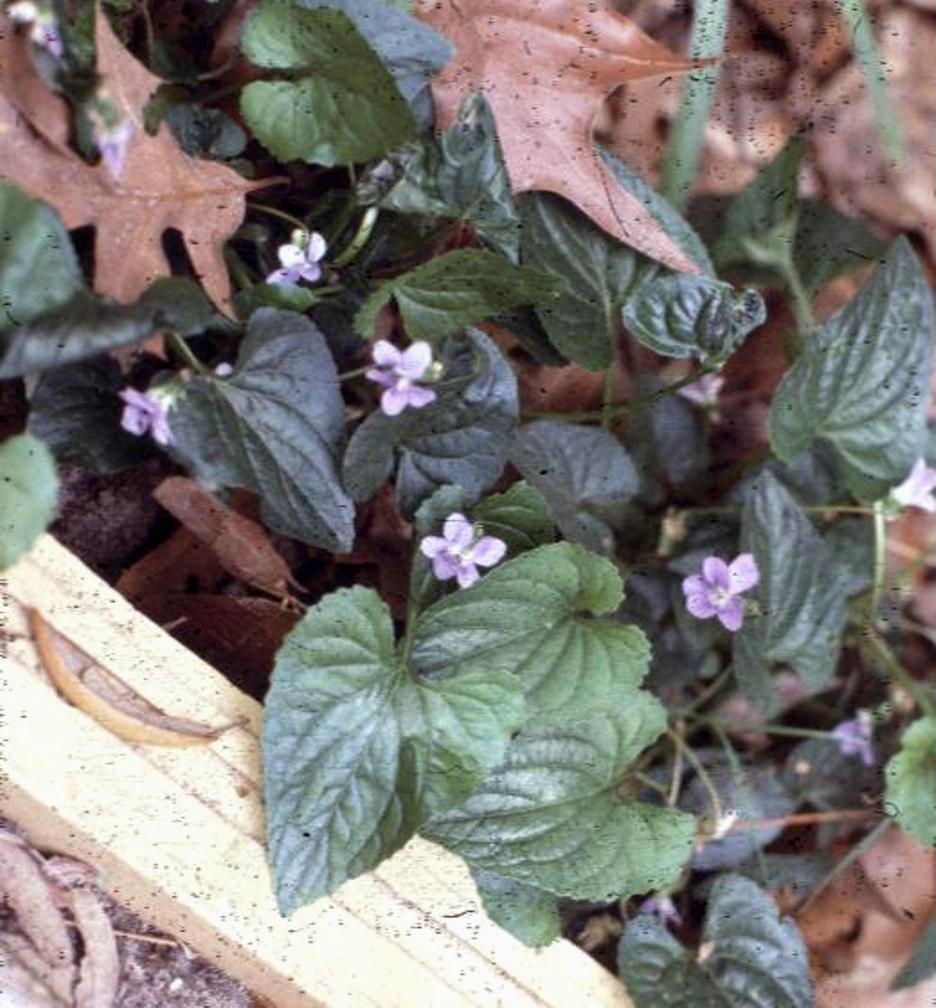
[
  {"xmin": 414, "ymin": 0, "xmax": 702, "ymax": 272},
  {"xmin": 0, "ymin": 932, "xmax": 70, "ymax": 1007},
  {"xmin": 69, "ymin": 889, "xmax": 120, "ymax": 1008},
  {"xmin": 0, "ymin": 11, "xmax": 275, "ymax": 308},
  {"xmin": 153, "ymin": 477, "xmax": 298, "ymax": 599},
  {"xmin": 29, "ymin": 608, "xmax": 230, "ymax": 746},
  {"xmin": 0, "ymin": 831, "xmax": 76, "ymax": 1003},
  {"xmin": 115, "ymin": 526, "xmax": 227, "ymax": 605}
]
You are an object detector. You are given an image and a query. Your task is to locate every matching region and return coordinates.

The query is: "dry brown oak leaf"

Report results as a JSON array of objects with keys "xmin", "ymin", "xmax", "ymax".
[
  {"xmin": 414, "ymin": 0, "xmax": 702, "ymax": 273},
  {"xmin": 0, "ymin": 9, "xmax": 272, "ymax": 308}
]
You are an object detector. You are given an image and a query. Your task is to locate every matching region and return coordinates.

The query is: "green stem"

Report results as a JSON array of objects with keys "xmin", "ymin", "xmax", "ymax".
[
  {"xmin": 863, "ymin": 633, "xmax": 936, "ymax": 717},
  {"xmin": 796, "ymin": 817, "xmax": 891, "ymax": 913},
  {"xmin": 635, "ymin": 772, "xmax": 669, "ymax": 798},
  {"xmin": 784, "ymin": 265, "xmax": 815, "ymax": 348},
  {"xmin": 331, "ymin": 207, "xmax": 379, "ymax": 269},
  {"xmin": 682, "ymin": 504, "xmax": 874, "ymax": 519},
  {"xmin": 167, "ymin": 332, "xmax": 209, "ymax": 377},
  {"xmin": 223, "ymin": 247, "xmax": 256, "ymax": 291},
  {"xmin": 701, "ymin": 718, "xmax": 840, "ymax": 741},
  {"xmin": 869, "ymin": 499, "xmax": 886, "ymax": 622},
  {"xmin": 248, "ymin": 202, "xmax": 308, "ymax": 234},
  {"xmin": 523, "ymin": 366, "xmax": 715, "ymax": 423},
  {"xmin": 337, "ymin": 364, "xmax": 370, "ymax": 381},
  {"xmin": 674, "ymin": 666, "xmax": 734, "ymax": 720},
  {"xmin": 666, "ymin": 727, "xmax": 723, "ymax": 828}
]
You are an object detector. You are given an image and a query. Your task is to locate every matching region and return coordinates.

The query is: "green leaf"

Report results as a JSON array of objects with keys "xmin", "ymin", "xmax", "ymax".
[
  {"xmin": 768, "ymin": 238, "xmax": 933, "ymax": 500},
  {"xmin": 471, "ymin": 481, "xmax": 555, "ymax": 557},
  {"xmin": 353, "ymin": 249, "xmax": 557, "ymax": 343},
  {"xmin": 296, "ymin": 0, "xmax": 452, "ymax": 127},
  {"xmin": 793, "ymin": 200, "xmax": 887, "ymax": 296},
  {"xmin": 165, "ymin": 103, "xmax": 246, "ymax": 160},
  {"xmin": 343, "ymin": 329, "xmax": 517, "ymax": 518},
  {"xmin": 170, "ymin": 308, "xmax": 355, "ymax": 550},
  {"xmin": 424, "ymin": 701, "xmax": 695, "ymax": 901},
  {"xmin": 471, "ymin": 870, "xmax": 561, "ymax": 948},
  {"xmin": 510, "ymin": 421, "xmax": 639, "ymax": 556},
  {"xmin": 382, "ymin": 94, "xmax": 521, "ymax": 262},
  {"xmin": 240, "ymin": 1, "xmax": 415, "ymax": 165},
  {"xmin": 263, "ymin": 585, "xmax": 525, "ymax": 912},
  {"xmin": 412, "ymin": 542, "xmax": 649, "ymax": 723},
  {"xmin": 0, "ymin": 183, "xmax": 82, "ymax": 333},
  {"xmin": 618, "ymin": 874, "xmax": 814, "ymax": 1008},
  {"xmin": 0, "ymin": 434, "xmax": 58, "ymax": 570},
  {"xmin": 734, "ymin": 472, "xmax": 848, "ymax": 712},
  {"xmin": 622, "ymin": 275, "xmax": 765, "ymax": 365},
  {"xmin": 27, "ymin": 357, "xmax": 154, "ymax": 473},
  {"xmin": 713, "ymin": 138, "xmax": 805, "ymax": 284},
  {"xmin": 893, "ymin": 914, "xmax": 936, "ymax": 990},
  {"xmin": 885, "ymin": 717, "xmax": 936, "ymax": 847},
  {"xmin": 518, "ymin": 193, "xmax": 642, "ymax": 370}
]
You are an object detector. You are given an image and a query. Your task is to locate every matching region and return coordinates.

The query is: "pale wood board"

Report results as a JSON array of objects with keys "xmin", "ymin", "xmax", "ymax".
[{"xmin": 0, "ymin": 536, "xmax": 634, "ymax": 1008}]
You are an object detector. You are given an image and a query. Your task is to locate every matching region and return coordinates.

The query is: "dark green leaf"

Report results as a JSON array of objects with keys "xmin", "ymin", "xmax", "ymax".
[
  {"xmin": 424, "ymin": 702, "xmax": 695, "ymax": 901},
  {"xmin": 472, "ymin": 870, "xmax": 561, "ymax": 948},
  {"xmin": 713, "ymin": 138, "xmax": 805, "ymax": 284},
  {"xmin": 0, "ymin": 434, "xmax": 58, "ymax": 570},
  {"xmin": 768, "ymin": 238, "xmax": 933, "ymax": 500},
  {"xmin": 893, "ymin": 914, "xmax": 936, "ymax": 990},
  {"xmin": 343, "ymin": 329, "xmax": 517, "ymax": 517},
  {"xmin": 734, "ymin": 472, "xmax": 848, "ymax": 712},
  {"xmin": 628, "ymin": 376, "xmax": 708, "ymax": 491},
  {"xmin": 165, "ymin": 103, "xmax": 246, "ymax": 160},
  {"xmin": 793, "ymin": 201, "xmax": 887, "ymax": 295},
  {"xmin": 27, "ymin": 357, "xmax": 154, "ymax": 473},
  {"xmin": 240, "ymin": 1, "xmax": 415, "ymax": 165},
  {"xmin": 353, "ymin": 249, "xmax": 557, "ymax": 343},
  {"xmin": 618, "ymin": 874, "xmax": 814, "ymax": 1008},
  {"xmin": 511, "ymin": 421, "xmax": 639, "ymax": 556},
  {"xmin": 885, "ymin": 717, "xmax": 936, "ymax": 846},
  {"xmin": 170, "ymin": 308, "xmax": 355, "ymax": 550},
  {"xmin": 0, "ymin": 183, "xmax": 82, "ymax": 333},
  {"xmin": 622, "ymin": 274, "xmax": 765, "ymax": 364},
  {"xmin": 382, "ymin": 94, "xmax": 520, "ymax": 261},
  {"xmin": 263, "ymin": 585, "xmax": 525, "ymax": 912},
  {"xmin": 471, "ymin": 481, "xmax": 555, "ymax": 557},
  {"xmin": 518, "ymin": 192, "xmax": 642, "ymax": 370}
]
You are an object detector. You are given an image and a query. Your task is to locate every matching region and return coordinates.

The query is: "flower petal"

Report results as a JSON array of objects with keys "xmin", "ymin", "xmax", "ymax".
[
  {"xmin": 404, "ymin": 385, "xmax": 436, "ymax": 410},
  {"xmin": 397, "ymin": 341, "xmax": 433, "ymax": 379},
  {"xmin": 365, "ymin": 367, "xmax": 394, "ymax": 388},
  {"xmin": 469, "ymin": 536, "xmax": 506, "ymax": 567},
  {"xmin": 727, "ymin": 553, "xmax": 759, "ymax": 594},
  {"xmin": 305, "ymin": 232, "xmax": 327, "ymax": 263},
  {"xmin": 443, "ymin": 513, "xmax": 474, "ymax": 549},
  {"xmin": 119, "ymin": 404, "xmax": 148, "ymax": 437},
  {"xmin": 380, "ymin": 386, "xmax": 410, "ymax": 416},
  {"xmin": 716, "ymin": 597, "xmax": 744, "ymax": 632},
  {"xmin": 702, "ymin": 556, "xmax": 730, "ymax": 590},
  {"xmin": 456, "ymin": 563, "xmax": 480, "ymax": 588},
  {"xmin": 298, "ymin": 261, "xmax": 323, "ymax": 283},
  {"xmin": 277, "ymin": 243, "xmax": 305, "ymax": 269},
  {"xmin": 419, "ymin": 535, "xmax": 448, "ymax": 559},
  {"xmin": 266, "ymin": 266, "xmax": 301, "ymax": 286},
  {"xmin": 151, "ymin": 412, "xmax": 173, "ymax": 446},
  {"xmin": 372, "ymin": 340, "xmax": 401, "ymax": 368},
  {"xmin": 431, "ymin": 553, "xmax": 460, "ymax": 581},
  {"xmin": 685, "ymin": 590, "xmax": 718, "ymax": 620}
]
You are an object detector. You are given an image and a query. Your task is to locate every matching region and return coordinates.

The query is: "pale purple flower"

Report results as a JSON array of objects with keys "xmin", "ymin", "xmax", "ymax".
[
  {"xmin": 682, "ymin": 553, "xmax": 759, "ymax": 632},
  {"xmin": 119, "ymin": 387, "xmax": 172, "ymax": 446},
  {"xmin": 95, "ymin": 119, "xmax": 134, "ymax": 179},
  {"xmin": 831, "ymin": 712, "xmax": 874, "ymax": 767},
  {"xmin": 366, "ymin": 340, "xmax": 437, "ymax": 417},
  {"xmin": 639, "ymin": 894, "xmax": 682, "ymax": 927},
  {"xmin": 677, "ymin": 372, "xmax": 724, "ymax": 409},
  {"xmin": 214, "ymin": 362, "xmax": 234, "ymax": 377},
  {"xmin": 419, "ymin": 512, "xmax": 507, "ymax": 589},
  {"xmin": 266, "ymin": 231, "xmax": 327, "ymax": 286},
  {"xmin": 891, "ymin": 458, "xmax": 936, "ymax": 513},
  {"xmin": 7, "ymin": 2, "xmax": 63, "ymax": 58}
]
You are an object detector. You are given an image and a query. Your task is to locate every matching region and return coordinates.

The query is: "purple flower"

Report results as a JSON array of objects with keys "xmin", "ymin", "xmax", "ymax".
[
  {"xmin": 639, "ymin": 895, "xmax": 682, "ymax": 927},
  {"xmin": 119, "ymin": 387, "xmax": 172, "ymax": 446},
  {"xmin": 8, "ymin": 2, "xmax": 63, "ymax": 58},
  {"xmin": 95, "ymin": 119, "xmax": 134, "ymax": 179},
  {"xmin": 266, "ymin": 231, "xmax": 327, "ymax": 286},
  {"xmin": 831, "ymin": 712, "xmax": 874, "ymax": 767},
  {"xmin": 419, "ymin": 512, "xmax": 507, "ymax": 589},
  {"xmin": 677, "ymin": 372, "xmax": 724, "ymax": 409},
  {"xmin": 366, "ymin": 340, "xmax": 438, "ymax": 417},
  {"xmin": 891, "ymin": 458, "xmax": 936, "ymax": 513},
  {"xmin": 682, "ymin": 553, "xmax": 759, "ymax": 633}
]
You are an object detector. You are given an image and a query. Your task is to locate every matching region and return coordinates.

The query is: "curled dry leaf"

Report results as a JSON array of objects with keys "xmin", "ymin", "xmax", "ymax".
[
  {"xmin": 153, "ymin": 477, "xmax": 298, "ymax": 599},
  {"xmin": 0, "ymin": 10, "xmax": 276, "ymax": 308},
  {"xmin": 29, "ymin": 608, "xmax": 230, "ymax": 746},
  {"xmin": 414, "ymin": 0, "xmax": 701, "ymax": 272},
  {"xmin": 69, "ymin": 889, "xmax": 120, "ymax": 1008}
]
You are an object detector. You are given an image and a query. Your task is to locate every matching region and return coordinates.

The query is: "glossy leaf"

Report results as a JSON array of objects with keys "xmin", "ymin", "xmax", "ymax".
[
  {"xmin": 734, "ymin": 472, "xmax": 848, "ymax": 712},
  {"xmin": 885, "ymin": 717, "xmax": 936, "ymax": 847},
  {"xmin": 170, "ymin": 308, "xmax": 355, "ymax": 551},
  {"xmin": 343, "ymin": 329, "xmax": 517, "ymax": 517},
  {"xmin": 240, "ymin": 1, "xmax": 415, "ymax": 165},
  {"xmin": 0, "ymin": 434, "xmax": 58, "ymax": 570},
  {"xmin": 354, "ymin": 249, "xmax": 557, "ymax": 342},
  {"xmin": 511, "ymin": 421, "xmax": 639, "ymax": 556},
  {"xmin": 769, "ymin": 238, "xmax": 933, "ymax": 500}
]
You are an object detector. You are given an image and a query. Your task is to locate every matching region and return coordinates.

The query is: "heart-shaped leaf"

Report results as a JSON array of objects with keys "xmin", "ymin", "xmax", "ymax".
[
  {"xmin": 885, "ymin": 716, "xmax": 936, "ymax": 847},
  {"xmin": 0, "ymin": 434, "xmax": 58, "ymax": 570},
  {"xmin": 471, "ymin": 870, "xmax": 561, "ymax": 948}
]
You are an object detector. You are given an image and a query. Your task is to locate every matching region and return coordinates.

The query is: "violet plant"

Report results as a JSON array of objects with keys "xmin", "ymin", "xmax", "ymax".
[{"xmin": 2, "ymin": 1, "xmax": 936, "ymax": 1002}]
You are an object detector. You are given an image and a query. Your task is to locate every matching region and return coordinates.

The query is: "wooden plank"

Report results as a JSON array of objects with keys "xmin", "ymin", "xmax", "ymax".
[{"xmin": 1, "ymin": 536, "xmax": 634, "ymax": 1008}]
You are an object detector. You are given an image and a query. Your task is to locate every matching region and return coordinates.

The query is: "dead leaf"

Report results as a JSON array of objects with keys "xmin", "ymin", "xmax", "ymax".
[
  {"xmin": 69, "ymin": 890, "xmax": 120, "ymax": 1008},
  {"xmin": 0, "ymin": 11, "xmax": 275, "ymax": 308},
  {"xmin": 0, "ymin": 831, "xmax": 76, "ymax": 1004},
  {"xmin": 414, "ymin": 0, "xmax": 702, "ymax": 272},
  {"xmin": 29, "ymin": 608, "xmax": 230, "ymax": 746},
  {"xmin": 115, "ymin": 526, "xmax": 227, "ymax": 605},
  {"xmin": 0, "ymin": 932, "xmax": 70, "ymax": 1007},
  {"xmin": 153, "ymin": 477, "xmax": 298, "ymax": 599}
]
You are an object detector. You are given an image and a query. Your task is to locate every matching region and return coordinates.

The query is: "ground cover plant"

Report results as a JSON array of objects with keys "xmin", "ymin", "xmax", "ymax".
[{"xmin": 2, "ymin": 0, "xmax": 936, "ymax": 1003}]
